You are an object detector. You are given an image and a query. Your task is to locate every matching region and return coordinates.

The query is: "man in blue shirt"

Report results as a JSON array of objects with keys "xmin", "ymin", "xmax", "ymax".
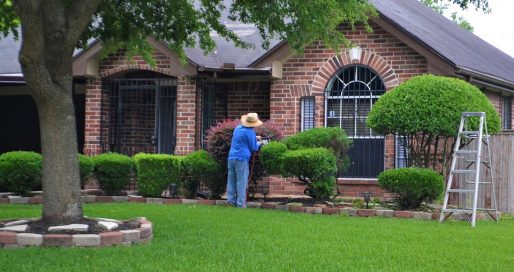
[{"xmin": 227, "ymin": 113, "xmax": 262, "ymax": 208}]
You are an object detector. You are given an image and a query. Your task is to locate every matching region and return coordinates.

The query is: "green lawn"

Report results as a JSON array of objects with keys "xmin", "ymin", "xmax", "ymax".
[{"xmin": 0, "ymin": 203, "xmax": 513, "ymax": 272}]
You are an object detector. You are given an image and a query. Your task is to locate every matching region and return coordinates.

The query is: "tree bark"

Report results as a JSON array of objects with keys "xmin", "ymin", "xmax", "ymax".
[{"xmin": 13, "ymin": 0, "xmax": 102, "ymax": 225}]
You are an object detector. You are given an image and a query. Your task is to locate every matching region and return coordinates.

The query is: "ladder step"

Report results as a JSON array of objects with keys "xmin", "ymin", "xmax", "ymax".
[
  {"xmin": 447, "ymin": 189, "xmax": 475, "ymax": 193},
  {"xmin": 464, "ymin": 181, "xmax": 493, "ymax": 184},
  {"xmin": 442, "ymin": 208, "xmax": 473, "ymax": 213},
  {"xmin": 462, "ymin": 112, "xmax": 485, "ymax": 117},
  {"xmin": 451, "ymin": 169, "xmax": 476, "ymax": 174},
  {"xmin": 455, "ymin": 150, "xmax": 478, "ymax": 155}
]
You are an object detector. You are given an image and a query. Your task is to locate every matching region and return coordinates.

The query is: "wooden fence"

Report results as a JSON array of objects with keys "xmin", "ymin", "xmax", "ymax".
[{"xmin": 456, "ymin": 132, "xmax": 514, "ymax": 213}]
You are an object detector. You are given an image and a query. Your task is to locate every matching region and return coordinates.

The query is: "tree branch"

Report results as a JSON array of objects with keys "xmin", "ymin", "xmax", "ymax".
[{"xmin": 65, "ymin": 0, "xmax": 104, "ymax": 52}]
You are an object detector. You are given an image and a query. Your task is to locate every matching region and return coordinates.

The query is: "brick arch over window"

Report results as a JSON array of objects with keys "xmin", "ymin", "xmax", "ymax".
[
  {"xmin": 99, "ymin": 65, "xmax": 177, "ymax": 78},
  {"xmin": 311, "ymin": 49, "xmax": 399, "ymax": 95}
]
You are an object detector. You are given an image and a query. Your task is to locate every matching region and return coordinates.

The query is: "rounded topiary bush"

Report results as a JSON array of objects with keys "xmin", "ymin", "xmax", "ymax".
[
  {"xmin": 94, "ymin": 153, "xmax": 133, "ymax": 196},
  {"xmin": 368, "ymin": 75, "xmax": 500, "ymax": 169},
  {"xmin": 281, "ymin": 147, "xmax": 337, "ymax": 200},
  {"xmin": 368, "ymin": 74, "xmax": 500, "ymax": 136},
  {"xmin": 0, "ymin": 151, "xmax": 42, "ymax": 196},
  {"xmin": 282, "ymin": 127, "xmax": 352, "ymax": 174},
  {"xmin": 259, "ymin": 141, "xmax": 288, "ymax": 175},
  {"xmin": 181, "ymin": 150, "xmax": 224, "ymax": 199},
  {"xmin": 378, "ymin": 167, "xmax": 444, "ymax": 210},
  {"xmin": 79, "ymin": 154, "xmax": 94, "ymax": 189},
  {"xmin": 133, "ymin": 153, "xmax": 181, "ymax": 197}
]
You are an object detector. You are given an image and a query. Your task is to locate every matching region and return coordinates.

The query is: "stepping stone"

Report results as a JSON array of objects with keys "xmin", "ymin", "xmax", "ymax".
[
  {"xmin": 48, "ymin": 224, "xmax": 88, "ymax": 232},
  {"xmin": 4, "ymin": 219, "xmax": 31, "ymax": 227},
  {"xmin": 98, "ymin": 221, "xmax": 119, "ymax": 230},
  {"xmin": 97, "ymin": 218, "xmax": 122, "ymax": 224},
  {"xmin": 0, "ymin": 224, "xmax": 28, "ymax": 232}
]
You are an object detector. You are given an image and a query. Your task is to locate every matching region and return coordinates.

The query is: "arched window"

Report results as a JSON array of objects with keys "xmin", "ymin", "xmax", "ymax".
[{"xmin": 325, "ymin": 65, "xmax": 385, "ymax": 177}]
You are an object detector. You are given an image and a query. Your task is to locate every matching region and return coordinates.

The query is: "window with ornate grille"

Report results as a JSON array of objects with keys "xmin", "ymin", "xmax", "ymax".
[
  {"xmin": 503, "ymin": 96, "xmax": 512, "ymax": 130},
  {"xmin": 300, "ymin": 96, "xmax": 315, "ymax": 131},
  {"xmin": 324, "ymin": 65, "xmax": 386, "ymax": 178}
]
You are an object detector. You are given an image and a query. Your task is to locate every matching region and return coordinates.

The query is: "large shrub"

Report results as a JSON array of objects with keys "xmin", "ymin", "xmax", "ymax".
[
  {"xmin": 0, "ymin": 151, "xmax": 42, "ymax": 196},
  {"xmin": 280, "ymin": 148, "xmax": 337, "ymax": 200},
  {"xmin": 181, "ymin": 150, "xmax": 224, "ymax": 199},
  {"xmin": 378, "ymin": 167, "xmax": 444, "ymax": 210},
  {"xmin": 94, "ymin": 153, "xmax": 133, "ymax": 196},
  {"xmin": 282, "ymin": 127, "xmax": 352, "ymax": 175},
  {"xmin": 205, "ymin": 119, "xmax": 284, "ymax": 197},
  {"xmin": 133, "ymin": 153, "xmax": 181, "ymax": 197},
  {"xmin": 368, "ymin": 75, "xmax": 500, "ymax": 170},
  {"xmin": 79, "ymin": 154, "xmax": 94, "ymax": 189}
]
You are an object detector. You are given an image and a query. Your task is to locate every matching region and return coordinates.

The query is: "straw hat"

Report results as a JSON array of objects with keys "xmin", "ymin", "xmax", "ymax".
[{"xmin": 240, "ymin": 113, "xmax": 263, "ymax": 127}]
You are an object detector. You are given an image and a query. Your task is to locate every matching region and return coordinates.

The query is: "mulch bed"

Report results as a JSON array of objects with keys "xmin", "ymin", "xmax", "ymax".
[{"xmin": 2, "ymin": 218, "xmax": 140, "ymax": 235}]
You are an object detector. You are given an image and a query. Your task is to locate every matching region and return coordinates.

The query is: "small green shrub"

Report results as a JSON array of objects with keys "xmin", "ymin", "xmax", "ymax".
[
  {"xmin": 134, "ymin": 153, "xmax": 181, "ymax": 197},
  {"xmin": 378, "ymin": 167, "xmax": 444, "ymax": 210},
  {"xmin": 281, "ymin": 148, "xmax": 337, "ymax": 200},
  {"xmin": 181, "ymin": 150, "xmax": 224, "ymax": 199},
  {"xmin": 94, "ymin": 153, "xmax": 133, "ymax": 196},
  {"xmin": 259, "ymin": 142, "xmax": 288, "ymax": 175},
  {"xmin": 282, "ymin": 127, "xmax": 352, "ymax": 174},
  {"xmin": 0, "ymin": 151, "xmax": 42, "ymax": 196},
  {"xmin": 79, "ymin": 154, "xmax": 94, "ymax": 189}
]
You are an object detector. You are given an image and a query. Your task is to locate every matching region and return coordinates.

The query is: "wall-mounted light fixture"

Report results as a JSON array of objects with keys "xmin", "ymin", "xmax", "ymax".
[{"xmin": 349, "ymin": 47, "xmax": 362, "ymax": 61}]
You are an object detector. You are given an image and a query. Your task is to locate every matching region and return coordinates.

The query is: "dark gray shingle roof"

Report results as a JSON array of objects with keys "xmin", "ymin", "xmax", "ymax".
[
  {"xmin": 0, "ymin": 32, "xmax": 21, "ymax": 75},
  {"xmin": 371, "ymin": 0, "xmax": 514, "ymax": 85}
]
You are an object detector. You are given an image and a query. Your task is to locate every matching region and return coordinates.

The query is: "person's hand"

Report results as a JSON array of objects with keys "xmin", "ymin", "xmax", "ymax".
[{"xmin": 256, "ymin": 135, "xmax": 262, "ymax": 141}]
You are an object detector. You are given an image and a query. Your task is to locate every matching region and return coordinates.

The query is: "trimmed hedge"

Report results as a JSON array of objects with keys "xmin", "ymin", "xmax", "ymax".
[
  {"xmin": 94, "ymin": 153, "xmax": 133, "ymax": 196},
  {"xmin": 133, "ymin": 153, "xmax": 181, "ymax": 197},
  {"xmin": 259, "ymin": 142, "xmax": 288, "ymax": 175},
  {"xmin": 282, "ymin": 127, "xmax": 352, "ymax": 174},
  {"xmin": 79, "ymin": 154, "xmax": 94, "ymax": 189},
  {"xmin": 181, "ymin": 150, "xmax": 224, "ymax": 199},
  {"xmin": 281, "ymin": 148, "xmax": 337, "ymax": 200},
  {"xmin": 378, "ymin": 167, "xmax": 444, "ymax": 210},
  {"xmin": 0, "ymin": 151, "xmax": 42, "ymax": 196}
]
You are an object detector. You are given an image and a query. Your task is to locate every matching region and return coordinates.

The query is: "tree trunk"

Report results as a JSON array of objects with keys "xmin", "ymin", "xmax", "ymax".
[
  {"xmin": 36, "ymin": 86, "xmax": 83, "ymax": 224},
  {"xmin": 13, "ymin": 0, "xmax": 103, "ymax": 225}
]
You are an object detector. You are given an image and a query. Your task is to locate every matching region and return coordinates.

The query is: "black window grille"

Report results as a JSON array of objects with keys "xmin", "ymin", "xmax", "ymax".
[
  {"xmin": 101, "ymin": 78, "xmax": 177, "ymax": 156},
  {"xmin": 301, "ymin": 96, "xmax": 315, "ymax": 131},
  {"xmin": 503, "ymin": 96, "xmax": 512, "ymax": 130}
]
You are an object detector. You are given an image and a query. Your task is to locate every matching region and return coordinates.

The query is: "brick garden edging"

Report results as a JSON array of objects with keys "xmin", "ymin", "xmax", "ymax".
[
  {"xmin": 0, "ymin": 195, "xmax": 498, "ymax": 248},
  {"xmin": 0, "ymin": 216, "xmax": 152, "ymax": 249}
]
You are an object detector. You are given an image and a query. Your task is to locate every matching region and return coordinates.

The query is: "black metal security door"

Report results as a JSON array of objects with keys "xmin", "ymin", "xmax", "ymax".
[
  {"xmin": 325, "ymin": 65, "xmax": 385, "ymax": 178},
  {"xmin": 102, "ymin": 78, "xmax": 176, "ymax": 156}
]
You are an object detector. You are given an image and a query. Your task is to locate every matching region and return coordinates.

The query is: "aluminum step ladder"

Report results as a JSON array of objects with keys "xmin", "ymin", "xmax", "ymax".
[{"xmin": 439, "ymin": 112, "xmax": 498, "ymax": 227}]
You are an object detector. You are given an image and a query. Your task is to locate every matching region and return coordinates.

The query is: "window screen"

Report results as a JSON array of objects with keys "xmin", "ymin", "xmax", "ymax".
[
  {"xmin": 503, "ymin": 96, "xmax": 512, "ymax": 130},
  {"xmin": 301, "ymin": 96, "xmax": 315, "ymax": 131}
]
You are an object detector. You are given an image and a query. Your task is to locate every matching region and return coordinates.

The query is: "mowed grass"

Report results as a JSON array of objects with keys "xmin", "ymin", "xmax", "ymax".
[{"xmin": 0, "ymin": 203, "xmax": 513, "ymax": 272}]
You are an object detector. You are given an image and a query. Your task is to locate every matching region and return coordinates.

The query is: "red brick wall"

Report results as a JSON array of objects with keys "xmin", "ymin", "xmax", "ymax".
[{"xmin": 267, "ymin": 23, "xmax": 429, "ymax": 197}]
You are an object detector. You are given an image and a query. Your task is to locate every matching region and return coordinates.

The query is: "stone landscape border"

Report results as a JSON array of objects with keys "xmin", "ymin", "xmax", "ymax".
[
  {"xmin": 0, "ymin": 216, "xmax": 152, "ymax": 249},
  {"xmin": 1, "ymin": 195, "xmax": 499, "ymax": 223}
]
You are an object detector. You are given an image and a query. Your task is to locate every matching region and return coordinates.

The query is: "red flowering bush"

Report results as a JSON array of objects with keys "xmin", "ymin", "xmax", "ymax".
[{"xmin": 205, "ymin": 118, "xmax": 283, "ymax": 197}]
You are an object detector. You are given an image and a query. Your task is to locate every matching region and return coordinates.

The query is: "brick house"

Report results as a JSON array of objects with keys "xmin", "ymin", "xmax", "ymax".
[{"xmin": 1, "ymin": 0, "xmax": 513, "ymax": 197}]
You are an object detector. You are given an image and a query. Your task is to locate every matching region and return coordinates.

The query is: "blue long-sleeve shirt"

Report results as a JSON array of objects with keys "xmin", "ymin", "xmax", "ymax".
[{"xmin": 228, "ymin": 124, "xmax": 261, "ymax": 162}]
